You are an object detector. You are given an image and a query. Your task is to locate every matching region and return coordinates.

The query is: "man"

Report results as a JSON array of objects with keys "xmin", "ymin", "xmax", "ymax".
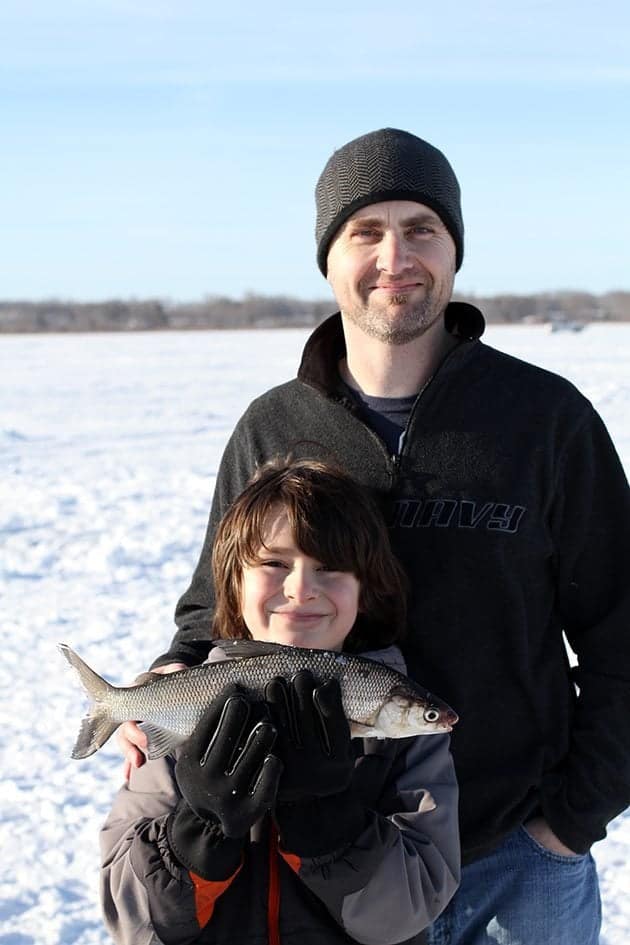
[{"xmin": 121, "ymin": 128, "xmax": 630, "ymax": 944}]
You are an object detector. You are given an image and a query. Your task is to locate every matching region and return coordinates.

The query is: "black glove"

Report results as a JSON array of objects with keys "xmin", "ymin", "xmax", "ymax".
[
  {"xmin": 265, "ymin": 672, "xmax": 365, "ymax": 856},
  {"xmin": 168, "ymin": 690, "xmax": 283, "ymax": 879},
  {"xmin": 265, "ymin": 671, "xmax": 354, "ymax": 800}
]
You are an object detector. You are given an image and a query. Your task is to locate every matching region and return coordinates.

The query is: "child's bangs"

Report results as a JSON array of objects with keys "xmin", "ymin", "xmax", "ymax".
[
  {"xmin": 237, "ymin": 495, "xmax": 283, "ymax": 565},
  {"xmin": 285, "ymin": 492, "xmax": 365, "ymax": 575},
  {"xmin": 235, "ymin": 476, "xmax": 366, "ymax": 576}
]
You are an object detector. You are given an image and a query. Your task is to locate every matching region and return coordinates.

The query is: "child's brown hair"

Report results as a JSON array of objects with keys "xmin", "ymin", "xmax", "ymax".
[{"xmin": 211, "ymin": 458, "xmax": 408, "ymax": 652}]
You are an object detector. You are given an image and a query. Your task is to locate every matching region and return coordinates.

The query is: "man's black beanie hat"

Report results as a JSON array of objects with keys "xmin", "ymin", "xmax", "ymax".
[{"xmin": 315, "ymin": 128, "xmax": 464, "ymax": 275}]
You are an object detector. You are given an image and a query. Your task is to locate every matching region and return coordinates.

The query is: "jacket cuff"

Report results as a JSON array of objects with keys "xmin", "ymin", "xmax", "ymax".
[
  {"xmin": 167, "ymin": 801, "xmax": 244, "ymax": 880},
  {"xmin": 274, "ymin": 789, "xmax": 366, "ymax": 857}
]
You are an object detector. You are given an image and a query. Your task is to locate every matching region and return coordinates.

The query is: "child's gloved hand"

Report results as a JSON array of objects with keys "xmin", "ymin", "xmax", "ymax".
[
  {"xmin": 168, "ymin": 689, "xmax": 282, "ymax": 880},
  {"xmin": 265, "ymin": 671, "xmax": 366, "ymax": 857},
  {"xmin": 264, "ymin": 671, "xmax": 354, "ymax": 801},
  {"xmin": 175, "ymin": 689, "xmax": 282, "ymax": 836}
]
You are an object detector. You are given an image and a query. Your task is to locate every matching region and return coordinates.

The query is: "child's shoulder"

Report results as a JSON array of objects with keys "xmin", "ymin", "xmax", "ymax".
[{"xmin": 357, "ymin": 644, "xmax": 407, "ymax": 675}]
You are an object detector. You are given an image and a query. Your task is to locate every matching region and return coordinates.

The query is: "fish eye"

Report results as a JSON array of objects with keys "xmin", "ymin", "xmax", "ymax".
[{"xmin": 423, "ymin": 706, "xmax": 441, "ymax": 723}]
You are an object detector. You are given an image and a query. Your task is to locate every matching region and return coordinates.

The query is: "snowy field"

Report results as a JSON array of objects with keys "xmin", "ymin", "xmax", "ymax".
[{"xmin": 1, "ymin": 323, "xmax": 629, "ymax": 945}]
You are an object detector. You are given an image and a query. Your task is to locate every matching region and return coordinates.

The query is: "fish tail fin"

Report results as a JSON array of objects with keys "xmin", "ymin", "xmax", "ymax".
[
  {"xmin": 70, "ymin": 714, "xmax": 120, "ymax": 760},
  {"xmin": 58, "ymin": 643, "xmax": 119, "ymax": 758}
]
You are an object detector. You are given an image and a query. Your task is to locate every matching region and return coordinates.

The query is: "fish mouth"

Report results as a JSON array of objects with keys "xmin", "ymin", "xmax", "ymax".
[
  {"xmin": 426, "ymin": 704, "xmax": 458, "ymax": 729},
  {"xmin": 445, "ymin": 708, "xmax": 459, "ymax": 727}
]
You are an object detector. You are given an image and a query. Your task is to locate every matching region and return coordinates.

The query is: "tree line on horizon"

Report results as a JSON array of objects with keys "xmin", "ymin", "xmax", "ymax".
[{"xmin": 0, "ymin": 290, "xmax": 628, "ymax": 333}]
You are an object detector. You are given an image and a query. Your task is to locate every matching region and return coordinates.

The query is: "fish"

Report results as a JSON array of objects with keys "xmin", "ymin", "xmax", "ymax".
[{"xmin": 59, "ymin": 639, "xmax": 458, "ymax": 760}]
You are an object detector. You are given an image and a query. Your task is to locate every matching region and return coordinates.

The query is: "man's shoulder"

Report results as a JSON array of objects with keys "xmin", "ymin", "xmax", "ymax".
[
  {"xmin": 476, "ymin": 342, "xmax": 590, "ymax": 406},
  {"xmin": 225, "ymin": 378, "xmax": 328, "ymax": 449},
  {"xmin": 238, "ymin": 377, "xmax": 331, "ymax": 425},
  {"xmin": 246, "ymin": 377, "xmax": 305, "ymax": 408}
]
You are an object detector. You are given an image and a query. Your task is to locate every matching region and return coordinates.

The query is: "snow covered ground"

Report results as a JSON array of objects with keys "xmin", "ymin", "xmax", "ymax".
[{"xmin": 1, "ymin": 324, "xmax": 629, "ymax": 944}]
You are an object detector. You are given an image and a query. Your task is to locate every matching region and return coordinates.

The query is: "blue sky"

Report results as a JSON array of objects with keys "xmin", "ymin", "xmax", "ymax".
[{"xmin": 1, "ymin": 0, "xmax": 628, "ymax": 301}]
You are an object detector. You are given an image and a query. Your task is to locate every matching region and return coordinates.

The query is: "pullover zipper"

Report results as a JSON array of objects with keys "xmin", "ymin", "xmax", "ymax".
[
  {"xmin": 389, "ymin": 372, "xmax": 435, "ymax": 486},
  {"xmin": 305, "ymin": 331, "xmax": 471, "ymax": 491},
  {"xmin": 388, "ymin": 339, "xmax": 468, "ymax": 485}
]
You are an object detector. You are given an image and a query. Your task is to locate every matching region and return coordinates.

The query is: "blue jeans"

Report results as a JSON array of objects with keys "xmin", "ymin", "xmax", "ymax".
[{"xmin": 427, "ymin": 825, "xmax": 601, "ymax": 945}]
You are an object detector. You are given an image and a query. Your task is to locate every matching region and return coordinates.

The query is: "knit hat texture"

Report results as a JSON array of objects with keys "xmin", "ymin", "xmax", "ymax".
[{"xmin": 315, "ymin": 128, "xmax": 463, "ymax": 275}]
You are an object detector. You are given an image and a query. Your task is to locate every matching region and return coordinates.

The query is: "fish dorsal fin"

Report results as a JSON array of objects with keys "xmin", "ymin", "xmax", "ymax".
[
  {"xmin": 212, "ymin": 639, "xmax": 304, "ymax": 660},
  {"xmin": 139, "ymin": 723, "xmax": 188, "ymax": 760},
  {"xmin": 132, "ymin": 671, "xmax": 165, "ymax": 687}
]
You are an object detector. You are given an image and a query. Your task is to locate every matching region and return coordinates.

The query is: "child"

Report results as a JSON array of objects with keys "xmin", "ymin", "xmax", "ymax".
[{"xmin": 100, "ymin": 459, "xmax": 459, "ymax": 945}]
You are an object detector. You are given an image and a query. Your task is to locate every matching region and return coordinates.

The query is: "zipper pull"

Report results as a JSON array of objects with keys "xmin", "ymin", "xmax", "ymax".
[
  {"xmin": 391, "ymin": 452, "xmax": 400, "ymax": 487},
  {"xmin": 391, "ymin": 429, "xmax": 405, "ymax": 478}
]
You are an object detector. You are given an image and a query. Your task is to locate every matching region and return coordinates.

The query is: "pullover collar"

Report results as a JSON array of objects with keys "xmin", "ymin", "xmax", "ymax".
[{"xmin": 297, "ymin": 300, "xmax": 486, "ymax": 398}]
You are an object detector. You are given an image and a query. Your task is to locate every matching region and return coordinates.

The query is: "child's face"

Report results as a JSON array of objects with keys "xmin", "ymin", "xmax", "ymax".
[{"xmin": 239, "ymin": 506, "xmax": 361, "ymax": 651}]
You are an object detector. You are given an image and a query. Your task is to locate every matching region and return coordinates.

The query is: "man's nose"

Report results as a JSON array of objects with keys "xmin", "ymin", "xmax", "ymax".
[
  {"xmin": 284, "ymin": 566, "xmax": 318, "ymax": 602},
  {"xmin": 376, "ymin": 231, "xmax": 412, "ymax": 273}
]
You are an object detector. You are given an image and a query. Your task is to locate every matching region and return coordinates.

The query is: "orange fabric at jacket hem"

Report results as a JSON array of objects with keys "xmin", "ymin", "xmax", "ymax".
[{"xmin": 189, "ymin": 864, "xmax": 242, "ymax": 928}]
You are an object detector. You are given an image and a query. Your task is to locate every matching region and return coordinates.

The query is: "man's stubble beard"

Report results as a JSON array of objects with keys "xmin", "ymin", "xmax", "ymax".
[{"xmin": 342, "ymin": 289, "xmax": 450, "ymax": 346}]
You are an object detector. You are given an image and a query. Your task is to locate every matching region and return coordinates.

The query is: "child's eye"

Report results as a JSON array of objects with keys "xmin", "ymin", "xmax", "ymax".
[{"xmin": 260, "ymin": 559, "xmax": 286, "ymax": 569}]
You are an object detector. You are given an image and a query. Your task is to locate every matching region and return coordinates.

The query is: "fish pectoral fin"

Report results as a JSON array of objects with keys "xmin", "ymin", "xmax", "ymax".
[
  {"xmin": 349, "ymin": 720, "xmax": 387, "ymax": 739},
  {"xmin": 139, "ymin": 723, "xmax": 188, "ymax": 759}
]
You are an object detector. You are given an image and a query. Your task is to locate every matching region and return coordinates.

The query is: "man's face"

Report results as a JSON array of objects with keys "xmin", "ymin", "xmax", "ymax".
[{"xmin": 326, "ymin": 200, "xmax": 456, "ymax": 345}]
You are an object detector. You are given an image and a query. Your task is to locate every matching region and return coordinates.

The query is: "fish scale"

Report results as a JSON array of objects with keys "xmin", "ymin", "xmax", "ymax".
[{"xmin": 59, "ymin": 640, "xmax": 457, "ymax": 759}]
